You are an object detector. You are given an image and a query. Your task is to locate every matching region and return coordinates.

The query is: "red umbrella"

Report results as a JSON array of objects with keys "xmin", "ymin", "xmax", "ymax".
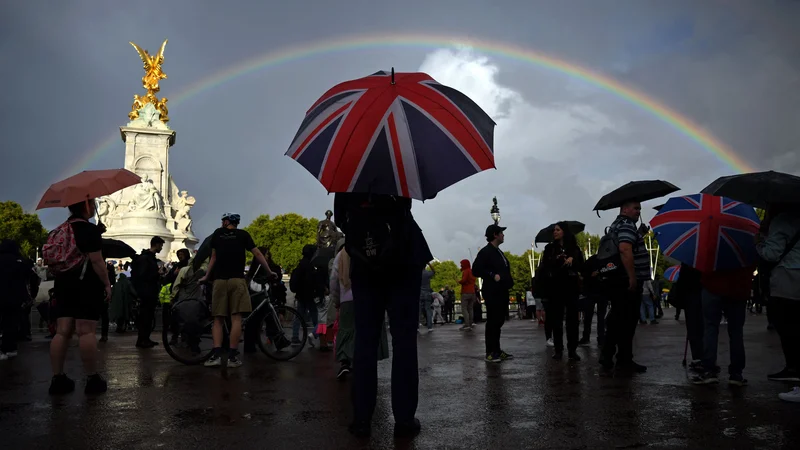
[
  {"xmin": 37, "ymin": 169, "xmax": 141, "ymax": 209},
  {"xmin": 285, "ymin": 69, "xmax": 495, "ymax": 200}
]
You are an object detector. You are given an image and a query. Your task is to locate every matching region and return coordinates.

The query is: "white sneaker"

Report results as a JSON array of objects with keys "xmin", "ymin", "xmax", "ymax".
[
  {"xmin": 0, "ymin": 353, "xmax": 7, "ymax": 361},
  {"xmin": 5, "ymin": 351, "xmax": 17, "ymax": 358},
  {"xmin": 308, "ymin": 332, "xmax": 316, "ymax": 348},
  {"xmin": 778, "ymin": 387, "xmax": 800, "ymax": 403},
  {"xmin": 546, "ymin": 338, "xmax": 555, "ymax": 347},
  {"xmin": 227, "ymin": 356, "xmax": 243, "ymax": 368},
  {"xmin": 204, "ymin": 356, "xmax": 222, "ymax": 367}
]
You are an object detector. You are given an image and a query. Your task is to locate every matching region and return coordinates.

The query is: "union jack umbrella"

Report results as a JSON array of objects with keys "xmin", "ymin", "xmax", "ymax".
[
  {"xmin": 663, "ymin": 265, "xmax": 680, "ymax": 282},
  {"xmin": 285, "ymin": 69, "xmax": 496, "ymax": 200},
  {"xmin": 649, "ymin": 194, "xmax": 761, "ymax": 273}
]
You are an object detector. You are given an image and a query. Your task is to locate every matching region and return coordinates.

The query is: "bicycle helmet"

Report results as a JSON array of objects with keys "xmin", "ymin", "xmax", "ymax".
[{"xmin": 221, "ymin": 212, "xmax": 241, "ymax": 224}]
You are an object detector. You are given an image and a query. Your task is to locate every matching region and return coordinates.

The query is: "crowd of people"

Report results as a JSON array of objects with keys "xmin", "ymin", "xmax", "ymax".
[{"xmin": 1, "ymin": 191, "xmax": 799, "ymax": 440}]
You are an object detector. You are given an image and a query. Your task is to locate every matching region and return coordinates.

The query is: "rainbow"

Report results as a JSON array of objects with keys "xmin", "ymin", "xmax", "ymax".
[{"xmin": 66, "ymin": 32, "xmax": 756, "ymax": 177}]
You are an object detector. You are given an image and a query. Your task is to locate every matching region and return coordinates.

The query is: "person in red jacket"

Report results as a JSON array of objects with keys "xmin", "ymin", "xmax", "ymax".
[
  {"xmin": 458, "ymin": 260, "xmax": 477, "ymax": 331},
  {"xmin": 691, "ymin": 267, "xmax": 754, "ymax": 386}
]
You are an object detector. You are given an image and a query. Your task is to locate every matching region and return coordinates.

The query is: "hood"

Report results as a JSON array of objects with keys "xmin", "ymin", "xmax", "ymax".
[
  {"xmin": 0, "ymin": 239, "xmax": 21, "ymax": 256},
  {"xmin": 335, "ymin": 238, "xmax": 346, "ymax": 254},
  {"xmin": 302, "ymin": 244, "xmax": 317, "ymax": 259},
  {"xmin": 460, "ymin": 259, "xmax": 471, "ymax": 270}
]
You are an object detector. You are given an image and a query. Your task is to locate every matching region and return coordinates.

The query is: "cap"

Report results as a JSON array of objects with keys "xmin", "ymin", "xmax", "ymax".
[{"xmin": 485, "ymin": 224, "xmax": 507, "ymax": 239}]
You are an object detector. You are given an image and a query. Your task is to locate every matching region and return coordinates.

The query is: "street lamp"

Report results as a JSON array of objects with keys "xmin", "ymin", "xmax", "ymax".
[{"xmin": 490, "ymin": 197, "xmax": 500, "ymax": 224}]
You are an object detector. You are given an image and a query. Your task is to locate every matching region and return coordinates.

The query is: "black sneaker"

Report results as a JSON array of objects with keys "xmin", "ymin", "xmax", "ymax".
[
  {"xmin": 599, "ymin": 358, "xmax": 614, "ymax": 370},
  {"xmin": 649, "ymin": 320, "xmax": 659, "ymax": 325},
  {"xmin": 729, "ymin": 374, "xmax": 748, "ymax": 386},
  {"xmin": 394, "ymin": 418, "xmax": 421, "ymax": 438},
  {"xmin": 499, "ymin": 351, "xmax": 514, "ymax": 361},
  {"xmin": 99, "ymin": 335, "xmax": 108, "ymax": 343},
  {"xmin": 617, "ymin": 361, "xmax": 647, "ymax": 373},
  {"xmin": 568, "ymin": 352, "xmax": 581, "ymax": 361},
  {"xmin": 552, "ymin": 351, "xmax": 563, "ymax": 361},
  {"xmin": 691, "ymin": 372, "xmax": 719, "ymax": 385},
  {"xmin": 337, "ymin": 365, "xmax": 351, "ymax": 380},
  {"xmin": 768, "ymin": 368, "xmax": 800, "ymax": 382},
  {"xmin": 85, "ymin": 374, "xmax": 108, "ymax": 394},
  {"xmin": 135, "ymin": 341, "xmax": 156, "ymax": 349},
  {"xmin": 291, "ymin": 338, "xmax": 302, "ymax": 346},
  {"xmin": 49, "ymin": 373, "xmax": 76, "ymax": 395}
]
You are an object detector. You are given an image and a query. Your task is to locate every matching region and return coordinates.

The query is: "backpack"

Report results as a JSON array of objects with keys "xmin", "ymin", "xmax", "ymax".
[
  {"xmin": 42, "ymin": 219, "xmax": 88, "ymax": 278},
  {"xmin": 344, "ymin": 197, "xmax": 410, "ymax": 273},
  {"xmin": 595, "ymin": 223, "xmax": 627, "ymax": 286}
]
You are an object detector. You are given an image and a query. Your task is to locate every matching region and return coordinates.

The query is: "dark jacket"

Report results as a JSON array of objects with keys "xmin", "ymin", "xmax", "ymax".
[
  {"xmin": 581, "ymin": 255, "xmax": 603, "ymax": 296},
  {"xmin": 290, "ymin": 245, "xmax": 324, "ymax": 304},
  {"xmin": 333, "ymin": 193, "xmax": 432, "ymax": 272},
  {"xmin": 131, "ymin": 249, "xmax": 161, "ymax": 300},
  {"xmin": 669, "ymin": 263, "xmax": 702, "ymax": 309},
  {"xmin": 472, "ymin": 243, "xmax": 513, "ymax": 294},
  {"xmin": 0, "ymin": 239, "xmax": 33, "ymax": 309},
  {"xmin": 539, "ymin": 242, "xmax": 584, "ymax": 298}
]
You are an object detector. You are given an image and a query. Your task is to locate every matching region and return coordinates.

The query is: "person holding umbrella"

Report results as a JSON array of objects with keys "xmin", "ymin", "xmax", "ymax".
[
  {"xmin": 46, "ymin": 200, "xmax": 112, "ymax": 395},
  {"xmin": 539, "ymin": 222, "xmax": 585, "ymax": 360}
]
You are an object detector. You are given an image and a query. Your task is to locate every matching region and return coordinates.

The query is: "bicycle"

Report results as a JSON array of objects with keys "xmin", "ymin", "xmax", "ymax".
[{"xmin": 162, "ymin": 285, "xmax": 308, "ymax": 365}]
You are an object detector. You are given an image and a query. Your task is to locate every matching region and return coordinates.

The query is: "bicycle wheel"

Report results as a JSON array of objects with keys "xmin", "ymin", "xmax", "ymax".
[
  {"xmin": 257, "ymin": 305, "xmax": 308, "ymax": 361},
  {"xmin": 162, "ymin": 306, "xmax": 215, "ymax": 365}
]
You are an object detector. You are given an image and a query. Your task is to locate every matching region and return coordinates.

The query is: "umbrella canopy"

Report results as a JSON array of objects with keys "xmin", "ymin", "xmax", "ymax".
[
  {"xmin": 701, "ymin": 170, "xmax": 800, "ymax": 209},
  {"xmin": 285, "ymin": 69, "xmax": 496, "ymax": 200},
  {"xmin": 593, "ymin": 180, "xmax": 680, "ymax": 212},
  {"xmin": 37, "ymin": 169, "xmax": 141, "ymax": 210},
  {"xmin": 101, "ymin": 239, "xmax": 137, "ymax": 259},
  {"xmin": 534, "ymin": 221, "xmax": 586, "ymax": 244},
  {"xmin": 663, "ymin": 265, "xmax": 681, "ymax": 282},
  {"xmin": 649, "ymin": 194, "xmax": 761, "ymax": 272}
]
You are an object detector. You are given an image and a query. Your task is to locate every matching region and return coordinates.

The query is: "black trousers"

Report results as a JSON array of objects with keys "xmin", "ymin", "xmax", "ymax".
[
  {"xmin": 548, "ymin": 294, "xmax": 580, "ymax": 353},
  {"xmin": 473, "ymin": 301, "xmax": 483, "ymax": 323},
  {"xmin": 484, "ymin": 289, "xmax": 509, "ymax": 355},
  {"xmin": 771, "ymin": 297, "xmax": 800, "ymax": 371},
  {"xmin": 582, "ymin": 294, "xmax": 608, "ymax": 343},
  {"xmin": 543, "ymin": 300, "xmax": 553, "ymax": 340},
  {"xmin": 18, "ymin": 305, "xmax": 31, "ymax": 338},
  {"xmin": 683, "ymin": 289, "xmax": 704, "ymax": 361},
  {"xmin": 137, "ymin": 297, "xmax": 157, "ymax": 343},
  {"xmin": 601, "ymin": 281, "xmax": 644, "ymax": 363},
  {"xmin": 351, "ymin": 265, "xmax": 422, "ymax": 425},
  {"xmin": 1, "ymin": 307, "xmax": 18, "ymax": 353},
  {"xmin": 100, "ymin": 302, "xmax": 109, "ymax": 337}
]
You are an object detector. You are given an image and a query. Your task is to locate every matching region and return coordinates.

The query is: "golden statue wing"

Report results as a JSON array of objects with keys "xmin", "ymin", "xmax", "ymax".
[
  {"xmin": 129, "ymin": 41, "xmax": 152, "ymax": 70},
  {"xmin": 155, "ymin": 39, "xmax": 168, "ymax": 65}
]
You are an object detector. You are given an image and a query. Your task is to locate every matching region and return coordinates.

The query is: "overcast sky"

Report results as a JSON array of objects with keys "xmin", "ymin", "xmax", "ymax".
[{"xmin": 2, "ymin": 0, "xmax": 798, "ymax": 260}]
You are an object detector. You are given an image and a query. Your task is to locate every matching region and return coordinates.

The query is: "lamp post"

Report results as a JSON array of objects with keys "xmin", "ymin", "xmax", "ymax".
[{"xmin": 490, "ymin": 197, "xmax": 500, "ymax": 225}]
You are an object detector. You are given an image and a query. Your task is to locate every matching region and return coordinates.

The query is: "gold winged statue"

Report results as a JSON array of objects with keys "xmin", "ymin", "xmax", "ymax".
[{"xmin": 128, "ymin": 39, "xmax": 170, "ymax": 123}]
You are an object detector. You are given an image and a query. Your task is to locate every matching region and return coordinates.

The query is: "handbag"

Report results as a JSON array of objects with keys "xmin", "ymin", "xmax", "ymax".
[
  {"xmin": 758, "ymin": 228, "xmax": 800, "ymax": 297},
  {"xmin": 249, "ymin": 265, "xmax": 265, "ymax": 292}
]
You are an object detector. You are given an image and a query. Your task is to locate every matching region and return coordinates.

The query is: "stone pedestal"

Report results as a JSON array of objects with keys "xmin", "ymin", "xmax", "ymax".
[{"xmin": 98, "ymin": 103, "xmax": 199, "ymax": 261}]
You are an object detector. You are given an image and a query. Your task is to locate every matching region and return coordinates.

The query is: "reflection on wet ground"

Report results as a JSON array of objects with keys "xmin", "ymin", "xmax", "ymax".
[{"xmin": 1, "ymin": 315, "xmax": 798, "ymax": 449}]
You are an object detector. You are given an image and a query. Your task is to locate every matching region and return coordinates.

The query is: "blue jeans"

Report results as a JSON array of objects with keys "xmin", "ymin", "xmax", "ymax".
[
  {"xmin": 419, "ymin": 293, "xmax": 433, "ymax": 330},
  {"xmin": 701, "ymin": 289, "xmax": 746, "ymax": 376},
  {"xmin": 640, "ymin": 294, "xmax": 655, "ymax": 321},
  {"xmin": 293, "ymin": 300, "xmax": 318, "ymax": 340}
]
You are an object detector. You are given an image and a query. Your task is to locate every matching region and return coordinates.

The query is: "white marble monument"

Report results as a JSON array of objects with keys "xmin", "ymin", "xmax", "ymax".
[{"xmin": 97, "ymin": 103, "xmax": 199, "ymax": 260}]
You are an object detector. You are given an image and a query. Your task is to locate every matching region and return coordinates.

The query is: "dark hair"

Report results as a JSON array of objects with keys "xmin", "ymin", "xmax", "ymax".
[
  {"xmin": 151, "ymin": 236, "xmax": 165, "ymax": 247},
  {"xmin": 554, "ymin": 221, "xmax": 579, "ymax": 253},
  {"xmin": 176, "ymin": 248, "xmax": 190, "ymax": 259},
  {"xmin": 67, "ymin": 200, "xmax": 92, "ymax": 218}
]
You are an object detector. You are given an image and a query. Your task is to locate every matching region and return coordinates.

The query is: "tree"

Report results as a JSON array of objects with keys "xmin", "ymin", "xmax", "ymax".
[
  {"xmin": 244, "ymin": 213, "xmax": 319, "ymax": 273},
  {"xmin": 504, "ymin": 251, "xmax": 534, "ymax": 299},
  {"xmin": 430, "ymin": 260, "xmax": 462, "ymax": 298},
  {"xmin": 0, "ymin": 201, "xmax": 47, "ymax": 259},
  {"xmin": 575, "ymin": 231, "xmax": 603, "ymax": 256}
]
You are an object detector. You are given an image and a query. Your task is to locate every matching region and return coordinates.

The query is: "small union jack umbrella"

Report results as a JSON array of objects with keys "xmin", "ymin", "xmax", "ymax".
[
  {"xmin": 663, "ymin": 265, "xmax": 681, "ymax": 282},
  {"xmin": 285, "ymin": 69, "xmax": 496, "ymax": 200},
  {"xmin": 650, "ymin": 194, "xmax": 761, "ymax": 273}
]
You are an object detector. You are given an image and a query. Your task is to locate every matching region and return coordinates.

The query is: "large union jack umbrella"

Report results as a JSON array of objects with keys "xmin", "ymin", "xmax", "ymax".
[
  {"xmin": 663, "ymin": 265, "xmax": 681, "ymax": 282},
  {"xmin": 649, "ymin": 194, "xmax": 761, "ymax": 273},
  {"xmin": 285, "ymin": 69, "xmax": 496, "ymax": 200}
]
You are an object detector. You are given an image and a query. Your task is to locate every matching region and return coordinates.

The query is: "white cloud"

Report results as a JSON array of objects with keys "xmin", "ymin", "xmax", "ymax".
[{"xmin": 412, "ymin": 48, "xmax": 630, "ymax": 260}]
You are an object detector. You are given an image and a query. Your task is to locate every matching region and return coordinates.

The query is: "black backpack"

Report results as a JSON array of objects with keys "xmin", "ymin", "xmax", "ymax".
[
  {"xmin": 595, "ymin": 223, "xmax": 627, "ymax": 286},
  {"xmin": 344, "ymin": 197, "xmax": 410, "ymax": 273}
]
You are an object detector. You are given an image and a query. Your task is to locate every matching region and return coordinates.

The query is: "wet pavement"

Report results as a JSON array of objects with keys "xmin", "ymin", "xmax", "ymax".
[{"xmin": 1, "ymin": 313, "xmax": 799, "ymax": 450}]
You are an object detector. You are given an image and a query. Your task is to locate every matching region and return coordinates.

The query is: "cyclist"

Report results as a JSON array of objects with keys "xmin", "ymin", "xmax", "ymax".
[{"xmin": 199, "ymin": 213, "xmax": 277, "ymax": 368}]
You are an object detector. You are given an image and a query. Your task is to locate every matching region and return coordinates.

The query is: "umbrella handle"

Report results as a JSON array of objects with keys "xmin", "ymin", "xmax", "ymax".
[
  {"xmin": 596, "ymin": 211, "xmax": 601, "ymax": 218},
  {"xmin": 391, "ymin": 67, "xmax": 395, "ymax": 85}
]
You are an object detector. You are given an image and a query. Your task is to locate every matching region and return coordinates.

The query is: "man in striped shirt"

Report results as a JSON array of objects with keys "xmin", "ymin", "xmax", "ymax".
[{"xmin": 600, "ymin": 201, "xmax": 651, "ymax": 373}]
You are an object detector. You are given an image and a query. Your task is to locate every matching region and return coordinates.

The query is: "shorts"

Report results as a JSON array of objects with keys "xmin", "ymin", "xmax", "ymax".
[
  {"xmin": 53, "ymin": 276, "xmax": 106, "ymax": 321},
  {"xmin": 535, "ymin": 298, "xmax": 545, "ymax": 311},
  {"xmin": 212, "ymin": 278, "xmax": 252, "ymax": 317}
]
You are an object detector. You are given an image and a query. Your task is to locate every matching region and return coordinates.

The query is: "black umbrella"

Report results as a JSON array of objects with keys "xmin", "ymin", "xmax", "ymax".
[
  {"xmin": 534, "ymin": 221, "xmax": 586, "ymax": 244},
  {"xmin": 593, "ymin": 180, "xmax": 680, "ymax": 214},
  {"xmin": 101, "ymin": 238, "xmax": 137, "ymax": 259},
  {"xmin": 700, "ymin": 170, "xmax": 800, "ymax": 209}
]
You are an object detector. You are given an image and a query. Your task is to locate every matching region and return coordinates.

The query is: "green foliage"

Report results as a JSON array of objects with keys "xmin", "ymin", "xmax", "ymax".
[
  {"xmin": 430, "ymin": 260, "xmax": 462, "ymax": 298},
  {"xmin": 243, "ymin": 213, "xmax": 319, "ymax": 273},
  {"xmin": 0, "ymin": 201, "xmax": 47, "ymax": 259},
  {"xmin": 504, "ymin": 250, "xmax": 534, "ymax": 296},
  {"xmin": 575, "ymin": 231, "xmax": 603, "ymax": 256}
]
